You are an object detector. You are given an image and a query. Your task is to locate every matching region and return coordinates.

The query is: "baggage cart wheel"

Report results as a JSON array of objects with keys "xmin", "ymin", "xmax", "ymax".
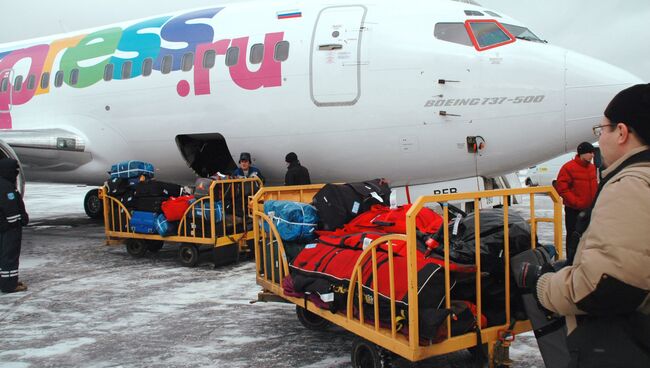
[
  {"xmin": 179, "ymin": 244, "xmax": 200, "ymax": 267},
  {"xmin": 351, "ymin": 337, "xmax": 391, "ymax": 368},
  {"xmin": 125, "ymin": 239, "xmax": 148, "ymax": 258},
  {"xmin": 84, "ymin": 189, "xmax": 103, "ymax": 219},
  {"xmin": 147, "ymin": 240, "xmax": 164, "ymax": 252},
  {"xmin": 296, "ymin": 305, "xmax": 330, "ymax": 331}
]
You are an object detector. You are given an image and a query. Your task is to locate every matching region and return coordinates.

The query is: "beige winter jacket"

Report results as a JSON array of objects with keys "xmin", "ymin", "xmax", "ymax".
[{"xmin": 537, "ymin": 145, "xmax": 650, "ymax": 334}]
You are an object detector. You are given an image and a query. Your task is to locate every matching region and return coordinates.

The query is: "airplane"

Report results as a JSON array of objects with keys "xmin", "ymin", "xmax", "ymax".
[{"xmin": 0, "ymin": 0, "xmax": 642, "ymax": 218}]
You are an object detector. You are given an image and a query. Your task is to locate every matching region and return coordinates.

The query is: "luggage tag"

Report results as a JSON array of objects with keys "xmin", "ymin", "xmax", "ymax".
[
  {"xmin": 370, "ymin": 191, "xmax": 384, "ymax": 203},
  {"xmin": 320, "ymin": 292, "xmax": 334, "ymax": 303},
  {"xmin": 305, "ymin": 243, "xmax": 317, "ymax": 249},
  {"xmin": 362, "ymin": 237, "xmax": 373, "ymax": 250},
  {"xmin": 452, "ymin": 213, "xmax": 463, "ymax": 236},
  {"xmin": 351, "ymin": 201, "xmax": 360, "ymax": 214}
]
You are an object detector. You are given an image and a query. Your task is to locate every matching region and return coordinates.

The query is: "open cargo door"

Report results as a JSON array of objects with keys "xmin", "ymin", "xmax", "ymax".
[{"xmin": 175, "ymin": 134, "xmax": 237, "ymax": 178}]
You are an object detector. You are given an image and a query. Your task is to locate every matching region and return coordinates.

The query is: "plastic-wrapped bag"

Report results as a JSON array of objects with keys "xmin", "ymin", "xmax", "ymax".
[{"xmin": 264, "ymin": 200, "xmax": 318, "ymax": 242}]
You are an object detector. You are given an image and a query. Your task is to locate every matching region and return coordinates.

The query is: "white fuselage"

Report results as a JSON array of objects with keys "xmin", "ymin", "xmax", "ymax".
[{"xmin": 0, "ymin": 0, "xmax": 641, "ymax": 186}]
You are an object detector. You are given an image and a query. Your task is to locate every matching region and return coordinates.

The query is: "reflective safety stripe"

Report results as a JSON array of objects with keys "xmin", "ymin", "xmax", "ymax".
[
  {"xmin": 0, "ymin": 269, "xmax": 19, "ymax": 278},
  {"xmin": 6, "ymin": 214, "xmax": 21, "ymax": 223}
]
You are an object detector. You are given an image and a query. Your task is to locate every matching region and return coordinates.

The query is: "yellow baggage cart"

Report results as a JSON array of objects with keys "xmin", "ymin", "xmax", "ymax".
[
  {"xmin": 101, "ymin": 177, "xmax": 262, "ymax": 266},
  {"xmin": 251, "ymin": 185, "xmax": 563, "ymax": 367}
]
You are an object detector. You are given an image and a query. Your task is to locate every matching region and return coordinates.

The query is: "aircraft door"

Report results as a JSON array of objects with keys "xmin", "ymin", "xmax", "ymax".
[
  {"xmin": 0, "ymin": 69, "xmax": 14, "ymax": 113},
  {"xmin": 311, "ymin": 6, "xmax": 367, "ymax": 106}
]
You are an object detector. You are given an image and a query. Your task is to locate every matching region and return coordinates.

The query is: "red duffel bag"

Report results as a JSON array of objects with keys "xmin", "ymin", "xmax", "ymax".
[
  {"xmin": 343, "ymin": 204, "xmax": 443, "ymax": 235},
  {"xmin": 161, "ymin": 195, "xmax": 194, "ymax": 221}
]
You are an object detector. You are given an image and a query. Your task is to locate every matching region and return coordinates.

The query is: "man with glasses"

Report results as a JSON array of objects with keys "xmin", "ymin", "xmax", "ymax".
[
  {"xmin": 555, "ymin": 142, "xmax": 598, "ymax": 263},
  {"xmin": 519, "ymin": 83, "xmax": 650, "ymax": 367}
]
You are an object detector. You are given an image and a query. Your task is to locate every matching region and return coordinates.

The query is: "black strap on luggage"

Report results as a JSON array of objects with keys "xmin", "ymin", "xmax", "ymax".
[{"xmin": 567, "ymin": 149, "xmax": 650, "ymax": 264}]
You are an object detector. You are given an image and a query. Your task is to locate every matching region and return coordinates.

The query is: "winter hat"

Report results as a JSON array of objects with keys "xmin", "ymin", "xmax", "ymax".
[
  {"xmin": 577, "ymin": 142, "xmax": 595, "ymax": 155},
  {"xmin": 604, "ymin": 83, "xmax": 650, "ymax": 144},
  {"xmin": 285, "ymin": 152, "xmax": 298, "ymax": 163},
  {"xmin": 239, "ymin": 152, "xmax": 251, "ymax": 162}
]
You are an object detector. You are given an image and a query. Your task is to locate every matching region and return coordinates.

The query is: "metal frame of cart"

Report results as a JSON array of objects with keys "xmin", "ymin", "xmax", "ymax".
[
  {"xmin": 251, "ymin": 185, "xmax": 563, "ymax": 367},
  {"xmin": 100, "ymin": 177, "xmax": 262, "ymax": 266}
]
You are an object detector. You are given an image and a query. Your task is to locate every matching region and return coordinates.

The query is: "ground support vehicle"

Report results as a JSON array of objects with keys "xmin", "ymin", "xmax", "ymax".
[
  {"xmin": 252, "ymin": 185, "xmax": 563, "ymax": 367},
  {"xmin": 101, "ymin": 177, "xmax": 262, "ymax": 267}
]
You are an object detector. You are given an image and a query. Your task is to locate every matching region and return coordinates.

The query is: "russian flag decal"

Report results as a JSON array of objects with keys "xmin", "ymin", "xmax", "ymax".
[{"xmin": 277, "ymin": 10, "xmax": 302, "ymax": 19}]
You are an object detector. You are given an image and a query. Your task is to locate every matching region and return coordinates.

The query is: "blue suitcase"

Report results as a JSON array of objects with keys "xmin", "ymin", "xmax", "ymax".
[
  {"xmin": 155, "ymin": 214, "xmax": 177, "ymax": 237},
  {"xmin": 130, "ymin": 211, "xmax": 157, "ymax": 234},
  {"xmin": 109, "ymin": 161, "xmax": 155, "ymax": 179}
]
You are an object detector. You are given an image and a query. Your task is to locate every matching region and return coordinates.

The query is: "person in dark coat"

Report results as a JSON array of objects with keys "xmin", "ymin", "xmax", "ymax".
[
  {"xmin": 231, "ymin": 152, "xmax": 265, "ymax": 183},
  {"xmin": 284, "ymin": 152, "xmax": 311, "ymax": 185},
  {"xmin": 0, "ymin": 158, "xmax": 29, "ymax": 293},
  {"xmin": 555, "ymin": 141, "xmax": 598, "ymax": 263}
]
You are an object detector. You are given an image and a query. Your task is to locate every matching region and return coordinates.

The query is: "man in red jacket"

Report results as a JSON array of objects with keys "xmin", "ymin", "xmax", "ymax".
[{"xmin": 555, "ymin": 142, "xmax": 598, "ymax": 263}]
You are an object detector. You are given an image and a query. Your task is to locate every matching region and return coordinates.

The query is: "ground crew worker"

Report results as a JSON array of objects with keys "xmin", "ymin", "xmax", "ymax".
[
  {"xmin": 284, "ymin": 152, "xmax": 311, "ymax": 185},
  {"xmin": 555, "ymin": 141, "xmax": 598, "ymax": 263},
  {"xmin": 0, "ymin": 158, "xmax": 29, "ymax": 294},
  {"xmin": 520, "ymin": 84, "xmax": 650, "ymax": 367},
  {"xmin": 232, "ymin": 152, "xmax": 264, "ymax": 183}
]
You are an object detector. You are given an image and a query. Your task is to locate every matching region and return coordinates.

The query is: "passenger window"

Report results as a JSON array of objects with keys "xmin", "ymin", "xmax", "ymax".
[
  {"xmin": 54, "ymin": 71, "xmax": 64, "ymax": 87},
  {"xmin": 464, "ymin": 10, "xmax": 484, "ymax": 16},
  {"xmin": 142, "ymin": 58, "xmax": 153, "ymax": 77},
  {"xmin": 274, "ymin": 41, "xmax": 290, "ymax": 62},
  {"xmin": 13, "ymin": 76, "xmax": 23, "ymax": 92},
  {"xmin": 225, "ymin": 47, "xmax": 239, "ymax": 66},
  {"xmin": 40, "ymin": 72, "xmax": 50, "ymax": 89},
  {"xmin": 181, "ymin": 53, "xmax": 194, "ymax": 71},
  {"xmin": 161, "ymin": 55, "xmax": 173, "ymax": 74},
  {"xmin": 466, "ymin": 20, "xmax": 514, "ymax": 50},
  {"xmin": 0, "ymin": 77, "xmax": 8, "ymax": 92},
  {"xmin": 104, "ymin": 64, "xmax": 114, "ymax": 82},
  {"xmin": 203, "ymin": 50, "xmax": 216, "ymax": 69},
  {"xmin": 27, "ymin": 75, "xmax": 36, "ymax": 90},
  {"xmin": 70, "ymin": 69, "xmax": 79, "ymax": 85},
  {"xmin": 434, "ymin": 23, "xmax": 472, "ymax": 46},
  {"xmin": 484, "ymin": 11, "xmax": 502, "ymax": 18},
  {"xmin": 250, "ymin": 43, "xmax": 264, "ymax": 64},
  {"xmin": 121, "ymin": 61, "xmax": 132, "ymax": 79}
]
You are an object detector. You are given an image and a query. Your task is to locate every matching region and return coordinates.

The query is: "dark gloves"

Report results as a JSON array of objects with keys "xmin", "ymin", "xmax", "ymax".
[{"xmin": 517, "ymin": 262, "xmax": 553, "ymax": 290}]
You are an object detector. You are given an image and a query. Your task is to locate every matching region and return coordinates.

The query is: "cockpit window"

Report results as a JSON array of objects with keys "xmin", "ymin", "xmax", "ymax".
[
  {"xmin": 465, "ymin": 20, "xmax": 515, "ymax": 51},
  {"xmin": 434, "ymin": 23, "xmax": 473, "ymax": 47},
  {"xmin": 484, "ymin": 11, "xmax": 502, "ymax": 18},
  {"xmin": 502, "ymin": 23, "xmax": 543, "ymax": 42}
]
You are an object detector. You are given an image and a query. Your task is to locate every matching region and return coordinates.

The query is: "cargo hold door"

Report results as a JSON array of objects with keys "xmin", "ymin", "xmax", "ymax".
[{"xmin": 310, "ymin": 6, "xmax": 366, "ymax": 106}]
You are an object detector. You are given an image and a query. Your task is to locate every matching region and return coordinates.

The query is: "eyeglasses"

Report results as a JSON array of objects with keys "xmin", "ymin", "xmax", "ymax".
[{"xmin": 592, "ymin": 124, "xmax": 615, "ymax": 137}]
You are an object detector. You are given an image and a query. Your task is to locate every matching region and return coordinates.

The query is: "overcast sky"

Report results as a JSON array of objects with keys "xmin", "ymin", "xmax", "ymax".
[{"xmin": 1, "ymin": 0, "xmax": 648, "ymax": 80}]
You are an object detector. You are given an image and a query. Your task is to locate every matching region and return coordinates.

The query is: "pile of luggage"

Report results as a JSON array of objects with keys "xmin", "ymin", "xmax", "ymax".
[
  {"xmin": 264, "ymin": 179, "xmax": 534, "ymax": 341},
  {"xmin": 107, "ymin": 160, "xmax": 193, "ymax": 236},
  {"xmin": 107, "ymin": 161, "xmax": 256, "ymax": 238}
]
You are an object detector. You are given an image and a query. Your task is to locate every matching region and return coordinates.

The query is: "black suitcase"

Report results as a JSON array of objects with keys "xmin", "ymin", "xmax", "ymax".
[
  {"xmin": 133, "ymin": 196, "xmax": 165, "ymax": 213},
  {"xmin": 134, "ymin": 180, "xmax": 182, "ymax": 198},
  {"xmin": 312, "ymin": 179, "xmax": 391, "ymax": 231},
  {"xmin": 107, "ymin": 177, "xmax": 139, "ymax": 196}
]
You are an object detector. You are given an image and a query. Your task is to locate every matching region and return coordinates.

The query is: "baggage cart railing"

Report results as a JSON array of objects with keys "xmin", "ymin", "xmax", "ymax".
[
  {"xmin": 102, "ymin": 177, "xmax": 262, "ymax": 246},
  {"xmin": 252, "ymin": 185, "xmax": 562, "ymax": 364}
]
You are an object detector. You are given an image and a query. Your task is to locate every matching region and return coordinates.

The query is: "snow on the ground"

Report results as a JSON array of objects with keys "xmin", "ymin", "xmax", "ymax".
[{"xmin": 0, "ymin": 183, "xmax": 554, "ymax": 367}]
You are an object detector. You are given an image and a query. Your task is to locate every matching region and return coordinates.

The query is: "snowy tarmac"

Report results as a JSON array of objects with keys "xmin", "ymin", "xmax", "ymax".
[{"xmin": 0, "ymin": 183, "xmax": 551, "ymax": 367}]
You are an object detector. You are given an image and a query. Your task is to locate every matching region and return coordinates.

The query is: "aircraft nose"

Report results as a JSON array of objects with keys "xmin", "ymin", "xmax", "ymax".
[{"xmin": 564, "ymin": 50, "xmax": 643, "ymax": 150}]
